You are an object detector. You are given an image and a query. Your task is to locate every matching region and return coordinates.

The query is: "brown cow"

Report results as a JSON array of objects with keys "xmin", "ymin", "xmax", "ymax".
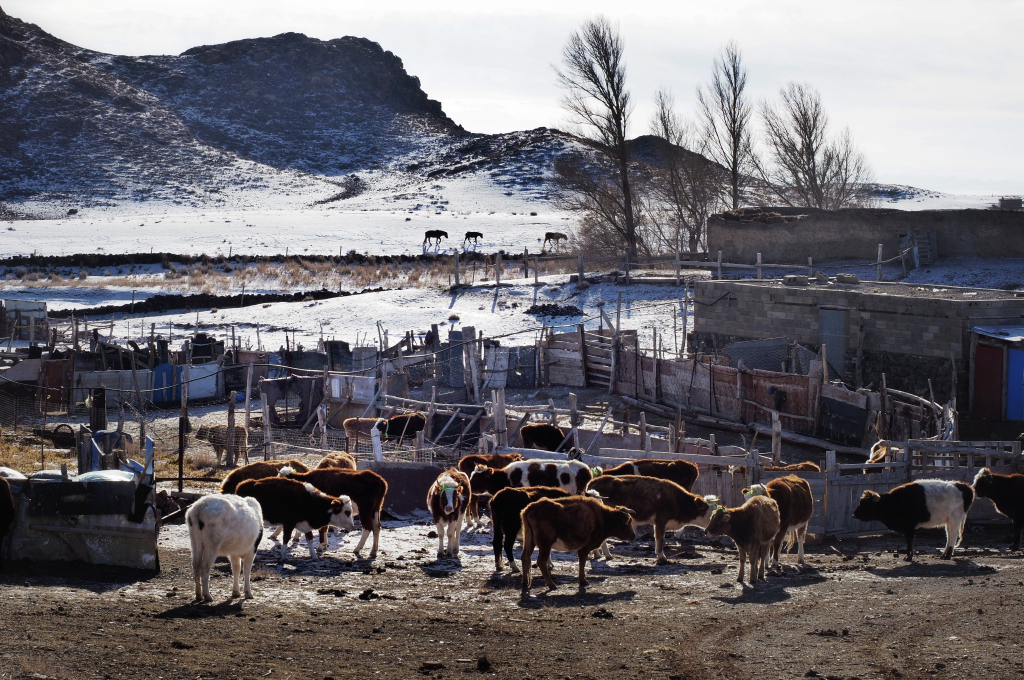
[
  {"xmin": 705, "ymin": 495, "xmax": 781, "ymax": 584},
  {"xmin": 744, "ymin": 475, "xmax": 814, "ymax": 567},
  {"xmin": 315, "ymin": 452, "xmax": 357, "ymax": 470},
  {"xmin": 520, "ymin": 495, "xmax": 635, "ymax": 590},
  {"xmin": 588, "ymin": 474, "xmax": 709, "ymax": 564},
  {"xmin": 278, "ymin": 466, "xmax": 388, "ymax": 559},
  {"xmin": 458, "ymin": 452, "xmax": 524, "ymax": 531},
  {"xmin": 764, "ymin": 461, "xmax": 821, "ymax": 472},
  {"xmin": 220, "ymin": 460, "xmax": 310, "ymax": 494},
  {"xmin": 489, "ymin": 486, "xmax": 573, "ymax": 572},
  {"xmin": 599, "ymin": 459, "xmax": 700, "ymax": 490},
  {"xmin": 343, "ymin": 417, "xmax": 386, "ymax": 452},
  {"xmin": 427, "ymin": 469, "xmax": 471, "ymax": 559},
  {"xmin": 195, "ymin": 424, "xmax": 250, "ymax": 466}
]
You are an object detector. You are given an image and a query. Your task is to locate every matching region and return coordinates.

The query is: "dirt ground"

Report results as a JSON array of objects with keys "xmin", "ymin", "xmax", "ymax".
[{"xmin": 1, "ymin": 518, "xmax": 1022, "ymax": 680}]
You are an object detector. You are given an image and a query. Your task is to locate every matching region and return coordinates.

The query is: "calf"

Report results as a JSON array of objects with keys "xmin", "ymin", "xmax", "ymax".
[
  {"xmin": 470, "ymin": 458, "xmax": 594, "ymax": 497},
  {"xmin": 744, "ymin": 475, "xmax": 814, "ymax": 567},
  {"xmin": 458, "ymin": 452, "xmax": 524, "ymax": 530},
  {"xmin": 588, "ymin": 474, "xmax": 710, "ymax": 563},
  {"xmin": 600, "ymin": 458, "xmax": 699, "ymax": 490},
  {"xmin": 705, "ymin": 495, "xmax": 781, "ymax": 584},
  {"xmin": 520, "ymin": 495, "xmax": 635, "ymax": 590},
  {"xmin": 0, "ymin": 476, "xmax": 14, "ymax": 571},
  {"xmin": 343, "ymin": 417, "xmax": 386, "ymax": 451},
  {"xmin": 519, "ymin": 423, "xmax": 570, "ymax": 452},
  {"xmin": 386, "ymin": 413, "xmax": 426, "ymax": 445},
  {"xmin": 427, "ymin": 469, "xmax": 471, "ymax": 559},
  {"xmin": 235, "ymin": 477, "xmax": 356, "ymax": 560},
  {"xmin": 315, "ymin": 452, "xmax": 357, "ymax": 470},
  {"xmin": 278, "ymin": 466, "xmax": 388, "ymax": 559},
  {"xmin": 195, "ymin": 424, "xmax": 250, "ymax": 466},
  {"xmin": 973, "ymin": 468, "xmax": 1024, "ymax": 549},
  {"xmin": 220, "ymin": 460, "xmax": 310, "ymax": 494},
  {"xmin": 489, "ymin": 486, "xmax": 573, "ymax": 572},
  {"xmin": 853, "ymin": 479, "xmax": 974, "ymax": 561},
  {"xmin": 764, "ymin": 461, "xmax": 821, "ymax": 472},
  {"xmin": 186, "ymin": 494, "xmax": 263, "ymax": 602}
]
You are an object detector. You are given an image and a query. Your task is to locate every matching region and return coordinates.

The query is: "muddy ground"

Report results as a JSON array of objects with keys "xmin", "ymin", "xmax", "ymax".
[{"xmin": 1, "ymin": 519, "xmax": 1022, "ymax": 680}]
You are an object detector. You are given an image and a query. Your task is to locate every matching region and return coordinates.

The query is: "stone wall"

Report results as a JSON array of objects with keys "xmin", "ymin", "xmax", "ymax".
[
  {"xmin": 707, "ymin": 208, "xmax": 1024, "ymax": 264},
  {"xmin": 693, "ymin": 279, "xmax": 1024, "ymax": 400}
]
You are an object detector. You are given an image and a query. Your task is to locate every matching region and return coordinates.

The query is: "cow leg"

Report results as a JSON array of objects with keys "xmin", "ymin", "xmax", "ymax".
[
  {"xmin": 904, "ymin": 530, "xmax": 916, "ymax": 562},
  {"xmin": 520, "ymin": 530, "xmax": 535, "ymax": 590},
  {"xmin": 772, "ymin": 529, "xmax": 785, "ymax": 569},
  {"xmin": 450, "ymin": 514, "xmax": 463, "ymax": 557},
  {"xmin": 192, "ymin": 543, "xmax": 208, "ymax": 602},
  {"xmin": 369, "ymin": 512, "xmax": 381, "ymax": 558},
  {"xmin": 599, "ymin": 540, "xmax": 612, "ymax": 561},
  {"xmin": 538, "ymin": 544, "xmax": 556, "ymax": 589},
  {"xmin": 655, "ymin": 523, "xmax": 669, "ymax": 564},
  {"xmin": 279, "ymin": 525, "xmax": 296, "ymax": 561},
  {"xmin": 492, "ymin": 521, "xmax": 505, "ymax": 571},
  {"xmin": 576, "ymin": 550, "xmax": 589, "ymax": 588},
  {"xmin": 796, "ymin": 524, "xmax": 808, "ymax": 565},
  {"xmin": 942, "ymin": 518, "xmax": 960, "ymax": 560},
  {"xmin": 267, "ymin": 525, "xmax": 283, "ymax": 542},
  {"xmin": 435, "ymin": 522, "xmax": 446, "ymax": 558},
  {"xmin": 1012, "ymin": 516, "xmax": 1023, "ymax": 551},
  {"xmin": 353, "ymin": 526, "xmax": 371, "ymax": 558},
  {"xmin": 242, "ymin": 549, "xmax": 255, "ymax": 599},
  {"xmin": 736, "ymin": 546, "xmax": 747, "ymax": 583},
  {"xmin": 304, "ymin": 531, "xmax": 318, "ymax": 560},
  {"xmin": 229, "ymin": 554, "xmax": 242, "ymax": 598},
  {"xmin": 318, "ymin": 527, "xmax": 329, "ymax": 553}
]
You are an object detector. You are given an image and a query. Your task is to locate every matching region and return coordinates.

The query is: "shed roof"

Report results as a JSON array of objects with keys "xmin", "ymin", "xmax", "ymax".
[{"xmin": 971, "ymin": 325, "xmax": 1024, "ymax": 343}]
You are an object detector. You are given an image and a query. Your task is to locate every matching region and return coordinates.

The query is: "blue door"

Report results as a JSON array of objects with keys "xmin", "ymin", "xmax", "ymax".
[{"xmin": 1006, "ymin": 349, "xmax": 1024, "ymax": 420}]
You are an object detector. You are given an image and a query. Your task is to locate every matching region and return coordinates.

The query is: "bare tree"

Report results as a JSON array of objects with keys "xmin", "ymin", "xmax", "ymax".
[
  {"xmin": 554, "ymin": 16, "xmax": 640, "ymax": 257},
  {"xmin": 697, "ymin": 42, "xmax": 754, "ymax": 210},
  {"xmin": 646, "ymin": 89, "xmax": 725, "ymax": 253},
  {"xmin": 756, "ymin": 82, "xmax": 873, "ymax": 210}
]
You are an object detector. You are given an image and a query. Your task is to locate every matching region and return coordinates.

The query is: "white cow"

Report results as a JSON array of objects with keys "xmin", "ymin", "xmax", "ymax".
[{"xmin": 186, "ymin": 494, "xmax": 264, "ymax": 603}]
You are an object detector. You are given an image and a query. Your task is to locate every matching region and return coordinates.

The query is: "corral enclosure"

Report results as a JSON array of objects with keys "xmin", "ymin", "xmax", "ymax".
[
  {"xmin": 692, "ymin": 278, "xmax": 1024, "ymax": 402},
  {"xmin": 707, "ymin": 207, "xmax": 1024, "ymax": 263}
]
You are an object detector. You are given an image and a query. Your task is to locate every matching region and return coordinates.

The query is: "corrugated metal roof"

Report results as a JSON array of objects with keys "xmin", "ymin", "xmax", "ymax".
[{"xmin": 971, "ymin": 325, "xmax": 1024, "ymax": 343}]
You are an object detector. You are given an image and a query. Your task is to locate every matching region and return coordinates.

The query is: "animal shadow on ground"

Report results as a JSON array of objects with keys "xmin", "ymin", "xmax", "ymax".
[
  {"xmin": 518, "ymin": 587, "xmax": 638, "ymax": 609},
  {"xmin": 0, "ymin": 561, "xmax": 160, "ymax": 594},
  {"xmin": 417, "ymin": 557, "xmax": 464, "ymax": 578},
  {"xmin": 156, "ymin": 599, "xmax": 246, "ymax": 619},
  {"xmin": 866, "ymin": 558, "xmax": 985, "ymax": 579},
  {"xmin": 711, "ymin": 581, "xmax": 794, "ymax": 605}
]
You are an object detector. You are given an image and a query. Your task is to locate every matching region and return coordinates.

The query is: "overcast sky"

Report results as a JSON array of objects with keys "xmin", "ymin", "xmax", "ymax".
[{"xmin": 5, "ymin": 0, "xmax": 1022, "ymax": 195}]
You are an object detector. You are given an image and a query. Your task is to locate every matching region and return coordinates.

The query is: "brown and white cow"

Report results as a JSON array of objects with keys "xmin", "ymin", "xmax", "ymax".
[
  {"xmin": 470, "ymin": 458, "xmax": 594, "ymax": 497},
  {"xmin": 220, "ymin": 460, "xmax": 310, "ymax": 494},
  {"xmin": 588, "ymin": 474, "xmax": 710, "ymax": 564},
  {"xmin": 235, "ymin": 476, "xmax": 356, "ymax": 561},
  {"xmin": 489, "ymin": 486, "xmax": 574, "ymax": 572},
  {"xmin": 458, "ymin": 452, "xmax": 524, "ymax": 531},
  {"xmin": 705, "ymin": 495, "xmax": 781, "ymax": 584},
  {"xmin": 278, "ymin": 466, "xmax": 388, "ymax": 559},
  {"xmin": 599, "ymin": 458, "xmax": 700, "ymax": 490},
  {"xmin": 427, "ymin": 469, "xmax": 471, "ymax": 559},
  {"xmin": 744, "ymin": 475, "xmax": 814, "ymax": 567},
  {"xmin": 520, "ymin": 495, "xmax": 635, "ymax": 590}
]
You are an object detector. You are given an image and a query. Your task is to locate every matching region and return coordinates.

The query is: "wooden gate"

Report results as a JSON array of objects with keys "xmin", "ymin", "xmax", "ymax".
[
  {"xmin": 583, "ymin": 331, "xmax": 613, "ymax": 389},
  {"xmin": 823, "ymin": 449, "xmax": 910, "ymax": 537}
]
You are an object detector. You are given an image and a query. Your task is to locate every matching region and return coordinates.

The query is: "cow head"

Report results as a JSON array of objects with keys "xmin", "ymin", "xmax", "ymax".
[
  {"xmin": 742, "ymin": 484, "xmax": 768, "ymax": 500},
  {"xmin": 327, "ymin": 495, "xmax": 357, "ymax": 531},
  {"xmin": 972, "ymin": 468, "xmax": 994, "ymax": 495},
  {"xmin": 607, "ymin": 506, "xmax": 637, "ymax": 542},
  {"xmin": 195, "ymin": 424, "xmax": 211, "ymax": 441},
  {"xmin": 704, "ymin": 507, "xmax": 731, "ymax": 536},
  {"xmin": 852, "ymin": 490, "xmax": 882, "ymax": 522},
  {"xmin": 434, "ymin": 474, "xmax": 466, "ymax": 515},
  {"xmin": 469, "ymin": 465, "xmax": 494, "ymax": 494},
  {"xmin": 687, "ymin": 495, "xmax": 720, "ymax": 529}
]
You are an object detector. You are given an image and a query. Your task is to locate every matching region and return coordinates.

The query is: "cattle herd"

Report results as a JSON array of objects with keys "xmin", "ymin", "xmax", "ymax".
[{"xmin": 183, "ymin": 439, "xmax": 1024, "ymax": 602}]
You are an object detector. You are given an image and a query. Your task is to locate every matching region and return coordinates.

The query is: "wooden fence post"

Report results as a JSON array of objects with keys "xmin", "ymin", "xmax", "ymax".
[
  {"xmin": 717, "ymin": 251, "xmax": 723, "ymax": 279},
  {"xmin": 772, "ymin": 410, "xmax": 782, "ymax": 464},
  {"xmin": 496, "ymin": 252, "xmax": 502, "ymax": 287},
  {"xmin": 227, "ymin": 392, "xmax": 237, "ymax": 468},
  {"xmin": 616, "ymin": 291, "xmax": 622, "ymax": 334},
  {"xmin": 534, "ymin": 255, "xmax": 540, "ymax": 286},
  {"xmin": 675, "ymin": 252, "xmax": 681, "ymax": 286},
  {"xmin": 808, "ymin": 256, "xmax": 813, "ymax": 278},
  {"xmin": 495, "ymin": 387, "xmax": 508, "ymax": 448},
  {"xmin": 577, "ymin": 324, "xmax": 588, "ymax": 388},
  {"xmin": 577, "ymin": 254, "xmax": 585, "ymax": 284},
  {"xmin": 756, "ymin": 253, "xmax": 762, "ymax": 280},
  {"xmin": 454, "ymin": 251, "xmax": 461, "ymax": 287},
  {"xmin": 876, "ymin": 244, "xmax": 883, "ymax": 281},
  {"xmin": 243, "ymin": 362, "xmax": 253, "ymax": 430},
  {"xmin": 262, "ymin": 400, "xmax": 272, "ymax": 460}
]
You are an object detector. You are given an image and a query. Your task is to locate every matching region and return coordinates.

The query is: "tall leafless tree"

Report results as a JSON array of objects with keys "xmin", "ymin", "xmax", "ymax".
[
  {"xmin": 646, "ymin": 89, "xmax": 725, "ymax": 253},
  {"xmin": 756, "ymin": 82, "xmax": 873, "ymax": 210},
  {"xmin": 697, "ymin": 42, "xmax": 754, "ymax": 211},
  {"xmin": 554, "ymin": 16, "xmax": 640, "ymax": 257}
]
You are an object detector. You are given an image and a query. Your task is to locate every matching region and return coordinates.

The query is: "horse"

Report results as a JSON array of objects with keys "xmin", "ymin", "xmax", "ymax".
[
  {"xmin": 424, "ymin": 230, "xmax": 449, "ymax": 246},
  {"xmin": 464, "ymin": 231, "xmax": 483, "ymax": 244},
  {"xmin": 543, "ymin": 232, "xmax": 568, "ymax": 250}
]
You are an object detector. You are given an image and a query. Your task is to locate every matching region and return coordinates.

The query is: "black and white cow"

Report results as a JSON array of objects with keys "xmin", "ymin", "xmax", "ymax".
[
  {"xmin": 470, "ymin": 458, "xmax": 594, "ymax": 497},
  {"xmin": 853, "ymin": 479, "xmax": 974, "ymax": 561}
]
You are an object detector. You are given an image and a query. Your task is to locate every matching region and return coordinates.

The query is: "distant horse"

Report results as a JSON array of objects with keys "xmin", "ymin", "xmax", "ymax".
[
  {"xmin": 464, "ymin": 231, "xmax": 483, "ymax": 244},
  {"xmin": 424, "ymin": 230, "xmax": 449, "ymax": 246},
  {"xmin": 543, "ymin": 232, "xmax": 568, "ymax": 250}
]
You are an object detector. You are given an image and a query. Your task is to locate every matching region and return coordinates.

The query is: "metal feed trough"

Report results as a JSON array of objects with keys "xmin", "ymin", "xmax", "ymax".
[{"xmin": 2, "ymin": 427, "xmax": 160, "ymax": 571}]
